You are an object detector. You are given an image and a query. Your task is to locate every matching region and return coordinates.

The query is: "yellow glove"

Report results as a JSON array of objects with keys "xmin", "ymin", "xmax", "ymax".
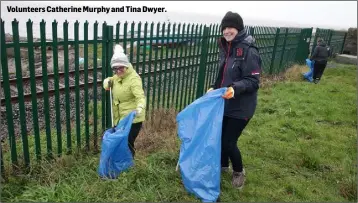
[
  {"xmin": 103, "ymin": 77, "xmax": 113, "ymax": 91},
  {"xmin": 207, "ymin": 88, "xmax": 214, "ymax": 93},
  {"xmin": 222, "ymin": 87, "xmax": 235, "ymax": 99}
]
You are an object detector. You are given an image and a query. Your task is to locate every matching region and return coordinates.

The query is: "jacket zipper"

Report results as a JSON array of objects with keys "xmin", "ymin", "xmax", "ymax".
[{"xmin": 220, "ymin": 41, "xmax": 231, "ymax": 87}]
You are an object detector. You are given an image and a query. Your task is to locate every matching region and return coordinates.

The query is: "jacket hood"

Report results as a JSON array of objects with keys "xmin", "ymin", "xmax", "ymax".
[
  {"xmin": 219, "ymin": 28, "xmax": 256, "ymax": 51},
  {"xmin": 233, "ymin": 29, "xmax": 251, "ymax": 43},
  {"xmin": 243, "ymin": 35, "xmax": 255, "ymax": 44},
  {"xmin": 121, "ymin": 64, "xmax": 134, "ymax": 79}
]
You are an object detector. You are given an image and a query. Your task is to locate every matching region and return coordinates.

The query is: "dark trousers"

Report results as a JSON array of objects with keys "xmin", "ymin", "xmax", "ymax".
[
  {"xmin": 221, "ymin": 116, "xmax": 250, "ymax": 172},
  {"xmin": 128, "ymin": 122, "xmax": 142, "ymax": 157},
  {"xmin": 313, "ymin": 61, "xmax": 327, "ymax": 80}
]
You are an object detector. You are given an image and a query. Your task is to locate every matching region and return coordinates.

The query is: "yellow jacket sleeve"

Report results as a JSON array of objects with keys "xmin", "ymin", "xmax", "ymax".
[{"xmin": 130, "ymin": 75, "xmax": 146, "ymax": 112}]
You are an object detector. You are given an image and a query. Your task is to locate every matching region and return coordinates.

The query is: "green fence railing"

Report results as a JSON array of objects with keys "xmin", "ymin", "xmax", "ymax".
[{"xmin": 0, "ymin": 18, "xmax": 347, "ymax": 176}]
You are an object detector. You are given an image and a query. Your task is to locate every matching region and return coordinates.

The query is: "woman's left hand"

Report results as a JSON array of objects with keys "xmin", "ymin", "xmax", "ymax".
[
  {"xmin": 135, "ymin": 107, "xmax": 143, "ymax": 116},
  {"xmin": 222, "ymin": 86, "xmax": 235, "ymax": 99}
]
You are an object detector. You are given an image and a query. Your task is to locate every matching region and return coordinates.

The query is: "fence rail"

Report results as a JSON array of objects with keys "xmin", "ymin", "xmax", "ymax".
[{"xmin": 0, "ymin": 18, "xmax": 347, "ymax": 175}]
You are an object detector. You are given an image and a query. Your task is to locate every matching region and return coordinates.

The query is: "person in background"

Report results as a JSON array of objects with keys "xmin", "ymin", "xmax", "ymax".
[
  {"xmin": 103, "ymin": 44, "xmax": 146, "ymax": 157},
  {"xmin": 207, "ymin": 11, "xmax": 262, "ymax": 190},
  {"xmin": 310, "ymin": 38, "xmax": 330, "ymax": 84}
]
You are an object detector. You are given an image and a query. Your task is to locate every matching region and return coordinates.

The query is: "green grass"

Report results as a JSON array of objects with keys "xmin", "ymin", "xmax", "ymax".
[{"xmin": 1, "ymin": 64, "xmax": 357, "ymax": 202}]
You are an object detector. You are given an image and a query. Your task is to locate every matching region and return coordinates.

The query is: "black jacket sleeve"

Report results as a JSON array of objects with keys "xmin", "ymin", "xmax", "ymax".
[
  {"xmin": 232, "ymin": 47, "xmax": 261, "ymax": 95},
  {"xmin": 310, "ymin": 46, "xmax": 319, "ymax": 60}
]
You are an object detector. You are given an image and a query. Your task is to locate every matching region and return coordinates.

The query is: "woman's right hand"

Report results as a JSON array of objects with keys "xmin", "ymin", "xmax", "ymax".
[{"xmin": 103, "ymin": 77, "xmax": 113, "ymax": 90}]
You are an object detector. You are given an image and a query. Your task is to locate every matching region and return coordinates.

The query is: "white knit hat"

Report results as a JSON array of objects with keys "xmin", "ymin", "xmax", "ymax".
[{"xmin": 110, "ymin": 44, "xmax": 131, "ymax": 68}]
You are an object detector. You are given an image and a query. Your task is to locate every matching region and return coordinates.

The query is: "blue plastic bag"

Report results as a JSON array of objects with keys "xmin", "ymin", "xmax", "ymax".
[
  {"xmin": 176, "ymin": 88, "xmax": 227, "ymax": 202},
  {"xmin": 98, "ymin": 111, "xmax": 136, "ymax": 179},
  {"xmin": 303, "ymin": 58, "xmax": 315, "ymax": 82}
]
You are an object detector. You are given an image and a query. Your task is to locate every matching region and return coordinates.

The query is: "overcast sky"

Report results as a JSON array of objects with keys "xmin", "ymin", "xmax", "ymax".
[
  {"xmin": 61, "ymin": 1, "xmax": 357, "ymax": 28},
  {"xmin": 2, "ymin": 1, "xmax": 357, "ymax": 30}
]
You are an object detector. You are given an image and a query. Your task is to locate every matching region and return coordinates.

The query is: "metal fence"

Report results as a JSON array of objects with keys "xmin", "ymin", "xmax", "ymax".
[
  {"xmin": 311, "ymin": 28, "xmax": 347, "ymax": 56},
  {"xmin": 0, "ymin": 18, "xmax": 347, "ymax": 175}
]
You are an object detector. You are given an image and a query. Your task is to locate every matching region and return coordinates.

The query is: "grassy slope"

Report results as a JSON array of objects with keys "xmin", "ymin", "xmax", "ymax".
[{"xmin": 1, "ymin": 63, "xmax": 357, "ymax": 202}]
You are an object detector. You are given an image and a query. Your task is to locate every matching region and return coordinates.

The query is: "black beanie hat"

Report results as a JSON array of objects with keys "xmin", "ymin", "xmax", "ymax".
[{"xmin": 221, "ymin": 11, "xmax": 244, "ymax": 32}]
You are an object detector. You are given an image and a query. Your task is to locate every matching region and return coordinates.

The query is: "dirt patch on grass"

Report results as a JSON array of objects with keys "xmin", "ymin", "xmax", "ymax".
[
  {"xmin": 260, "ymin": 73, "xmax": 285, "ymax": 88},
  {"xmin": 284, "ymin": 64, "xmax": 309, "ymax": 81},
  {"xmin": 260, "ymin": 64, "xmax": 309, "ymax": 88},
  {"xmin": 136, "ymin": 108, "xmax": 179, "ymax": 155}
]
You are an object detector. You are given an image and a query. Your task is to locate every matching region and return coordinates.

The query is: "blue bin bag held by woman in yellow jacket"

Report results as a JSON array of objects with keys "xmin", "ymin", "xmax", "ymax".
[
  {"xmin": 103, "ymin": 44, "xmax": 146, "ymax": 157},
  {"xmin": 98, "ymin": 111, "xmax": 136, "ymax": 179}
]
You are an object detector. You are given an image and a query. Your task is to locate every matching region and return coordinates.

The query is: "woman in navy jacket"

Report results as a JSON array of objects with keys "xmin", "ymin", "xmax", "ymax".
[{"xmin": 208, "ymin": 11, "xmax": 262, "ymax": 189}]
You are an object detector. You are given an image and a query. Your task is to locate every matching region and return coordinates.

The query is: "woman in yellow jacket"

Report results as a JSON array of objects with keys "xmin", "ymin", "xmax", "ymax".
[{"xmin": 103, "ymin": 44, "xmax": 146, "ymax": 157}]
